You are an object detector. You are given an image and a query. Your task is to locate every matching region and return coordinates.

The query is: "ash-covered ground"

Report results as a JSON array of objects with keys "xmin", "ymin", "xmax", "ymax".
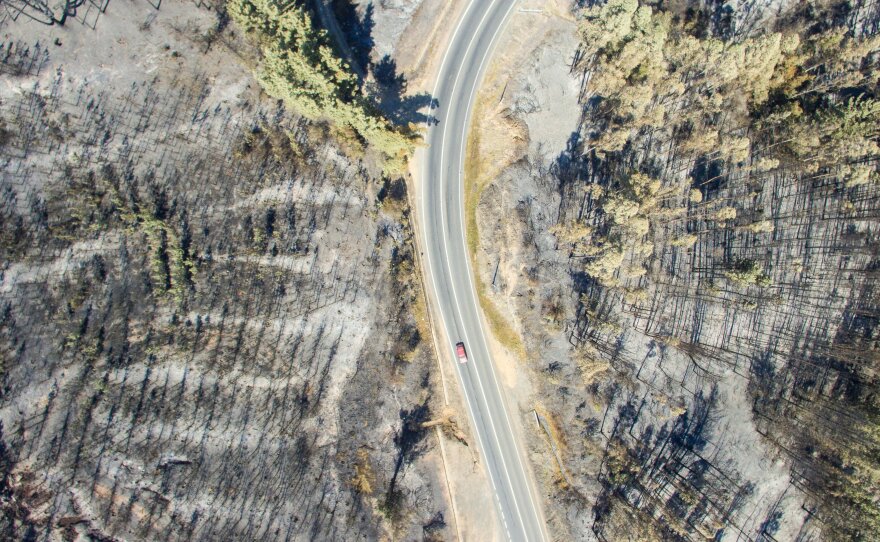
[
  {"xmin": 471, "ymin": 2, "xmax": 880, "ymax": 541},
  {"xmin": 0, "ymin": 1, "xmax": 449, "ymax": 541}
]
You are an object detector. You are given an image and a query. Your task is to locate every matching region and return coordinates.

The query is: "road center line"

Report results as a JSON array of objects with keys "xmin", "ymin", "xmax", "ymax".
[
  {"xmin": 420, "ymin": 1, "xmax": 548, "ymax": 540},
  {"xmin": 420, "ymin": 2, "xmax": 515, "ymax": 540}
]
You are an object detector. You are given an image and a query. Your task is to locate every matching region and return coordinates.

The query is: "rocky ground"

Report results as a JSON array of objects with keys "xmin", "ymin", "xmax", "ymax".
[{"xmin": 0, "ymin": 1, "xmax": 454, "ymax": 540}]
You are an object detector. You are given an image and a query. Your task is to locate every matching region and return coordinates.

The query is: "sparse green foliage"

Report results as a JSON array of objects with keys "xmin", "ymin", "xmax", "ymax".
[
  {"xmin": 572, "ymin": 3, "xmax": 880, "ymax": 541},
  {"xmin": 577, "ymin": 173, "xmax": 662, "ymax": 286},
  {"xmin": 550, "ymin": 220, "xmax": 594, "ymax": 245},
  {"xmin": 127, "ymin": 212, "xmax": 194, "ymax": 303},
  {"xmin": 578, "ymin": 0, "xmax": 880, "ymax": 178},
  {"xmin": 228, "ymin": 0, "xmax": 417, "ymax": 173},
  {"xmin": 724, "ymin": 258, "xmax": 771, "ymax": 287},
  {"xmin": 585, "ymin": 247, "xmax": 625, "ymax": 287},
  {"xmin": 782, "ymin": 97, "xmax": 880, "ymax": 171},
  {"xmin": 745, "ymin": 219, "xmax": 774, "ymax": 234},
  {"xmin": 578, "ymin": 0, "xmax": 793, "ymax": 158},
  {"xmin": 605, "ymin": 442, "xmax": 639, "ymax": 486},
  {"xmin": 670, "ymin": 233, "xmax": 698, "ymax": 248},
  {"xmin": 712, "ymin": 206, "xmax": 737, "ymax": 222}
]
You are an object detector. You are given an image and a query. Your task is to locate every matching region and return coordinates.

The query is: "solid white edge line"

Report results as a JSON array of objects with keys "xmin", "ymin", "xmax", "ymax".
[
  {"xmin": 418, "ymin": 2, "xmax": 514, "ymax": 541},
  {"xmin": 435, "ymin": 4, "xmax": 522, "ymax": 538},
  {"xmin": 435, "ymin": 1, "xmax": 538, "ymax": 541},
  {"xmin": 451, "ymin": 2, "xmax": 551, "ymax": 542},
  {"xmin": 421, "ymin": 1, "xmax": 550, "ymax": 540}
]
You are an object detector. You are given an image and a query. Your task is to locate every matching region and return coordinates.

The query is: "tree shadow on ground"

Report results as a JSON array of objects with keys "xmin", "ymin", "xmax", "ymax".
[
  {"xmin": 310, "ymin": 0, "xmax": 437, "ymax": 127},
  {"xmin": 328, "ymin": 0, "xmax": 374, "ymax": 73},
  {"xmin": 368, "ymin": 55, "xmax": 438, "ymax": 126},
  {"xmin": 552, "ymin": 130, "xmax": 584, "ymax": 186},
  {"xmin": 3, "ymin": 0, "xmax": 114, "ymax": 29}
]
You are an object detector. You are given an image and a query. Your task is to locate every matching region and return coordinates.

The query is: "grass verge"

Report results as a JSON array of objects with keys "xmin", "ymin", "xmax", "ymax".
[{"xmin": 463, "ymin": 99, "xmax": 526, "ymax": 359}]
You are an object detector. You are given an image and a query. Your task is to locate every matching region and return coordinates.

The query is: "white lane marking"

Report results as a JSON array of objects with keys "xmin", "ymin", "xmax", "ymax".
[
  {"xmin": 419, "ymin": 2, "xmax": 514, "ymax": 541},
  {"xmin": 450, "ymin": 1, "xmax": 552, "ymax": 541},
  {"xmin": 429, "ymin": 0, "xmax": 478, "ymax": 109},
  {"xmin": 422, "ymin": 0, "xmax": 547, "ymax": 540},
  {"xmin": 435, "ymin": 1, "xmax": 538, "ymax": 540},
  {"xmin": 450, "ymin": 2, "xmax": 544, "ymax": 541}
]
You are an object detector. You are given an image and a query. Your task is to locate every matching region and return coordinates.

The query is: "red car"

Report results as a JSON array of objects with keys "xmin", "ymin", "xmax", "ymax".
[{"xmin": 455, "ymin": 342, "xmax": 468, "ymax": 364}]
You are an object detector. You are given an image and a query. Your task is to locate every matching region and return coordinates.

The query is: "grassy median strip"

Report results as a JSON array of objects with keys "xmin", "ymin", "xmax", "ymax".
[{"xmin": 463, "ymin": 100, "xmax": 526, "ymax": 359}]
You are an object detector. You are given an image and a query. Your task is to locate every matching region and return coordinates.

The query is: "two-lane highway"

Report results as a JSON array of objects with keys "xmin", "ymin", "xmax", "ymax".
[{"xmin": 417, "ymin": 2, "xmax": 548, "ymax": 541}]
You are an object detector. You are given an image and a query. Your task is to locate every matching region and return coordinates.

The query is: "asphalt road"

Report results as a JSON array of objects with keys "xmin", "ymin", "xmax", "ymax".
[{"xmin": 417, "ymin": 2, "xmax": 548, "ymax": 541}]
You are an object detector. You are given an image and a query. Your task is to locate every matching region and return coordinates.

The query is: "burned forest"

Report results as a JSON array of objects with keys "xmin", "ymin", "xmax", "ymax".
[
  {"xmin": 0, "ymin": 1, "xmax": 447, "ymax": 540},
  {"xmin": 3, "ymin": 0, "xmax": 880, "ymax": 540},
  {"xmin": 470, "ymin": 0, "xmax": 880, "ymax": 540}
]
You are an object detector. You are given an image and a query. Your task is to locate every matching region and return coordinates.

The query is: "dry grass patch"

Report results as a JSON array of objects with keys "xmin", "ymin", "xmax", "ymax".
[
  {"xmin": 350, "ymin": 448, "xmax": 376, "ymax": 496},
  {"xmin": 534, "ymin": 403, "xmax": 572, "ymax": 489},
  {"xmin": 463, "ymin": 95, "xmax": 527, "ymax": 359}
]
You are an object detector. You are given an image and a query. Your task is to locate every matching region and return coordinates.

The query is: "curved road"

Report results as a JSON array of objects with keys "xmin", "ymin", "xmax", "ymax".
[{"xmin": 417, "ymin": 2, "xmax": 547, "ymax": 541}]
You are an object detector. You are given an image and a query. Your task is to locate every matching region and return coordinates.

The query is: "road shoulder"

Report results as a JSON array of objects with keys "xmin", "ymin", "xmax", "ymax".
[
  {"xmin": 403, "ymin": 1, "xmax": 507, "ymax": 540},
  {"xmin": 462, "ymin": 1, "xmax": 579, "ymax": 539}
]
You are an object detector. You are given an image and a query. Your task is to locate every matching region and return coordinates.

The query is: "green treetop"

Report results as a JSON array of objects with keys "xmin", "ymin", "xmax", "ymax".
[{"xmin": 229, "ymin": 0, "xmax": 416, "ymax": 174}]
